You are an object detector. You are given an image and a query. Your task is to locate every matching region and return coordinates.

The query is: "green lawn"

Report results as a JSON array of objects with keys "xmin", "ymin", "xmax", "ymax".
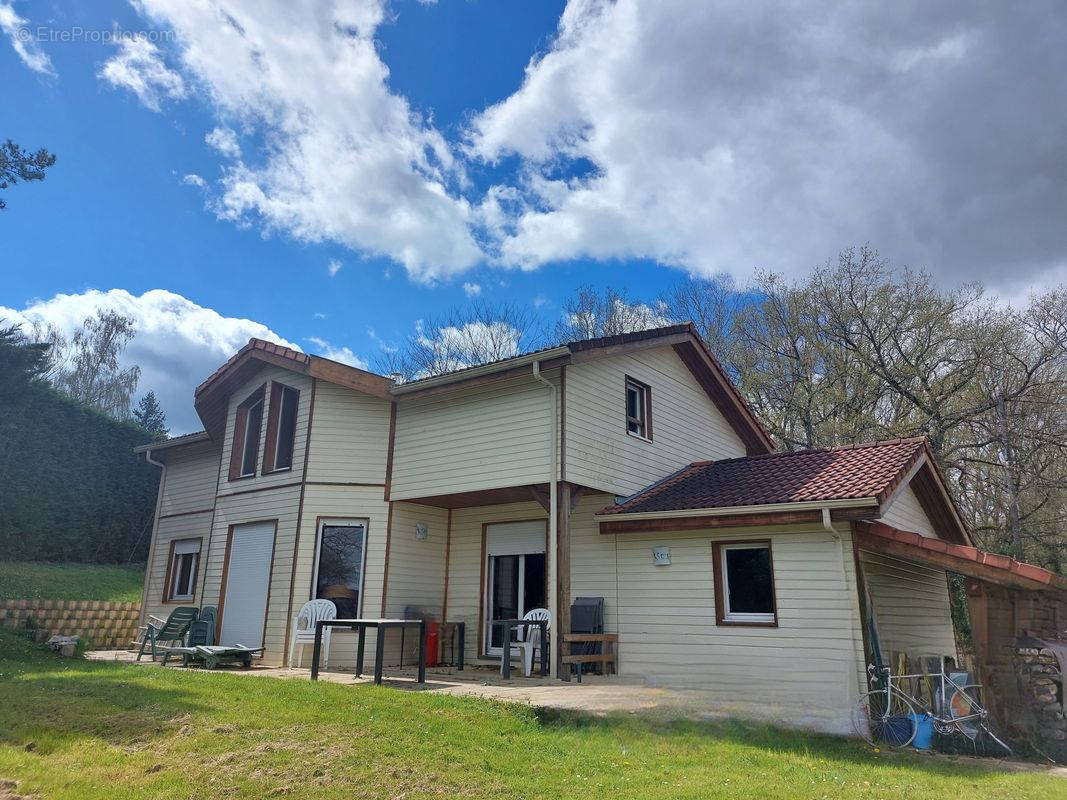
[
  {"xmin": 0, "ymin": 561, "xmax": 144, "ymax": 603},
  {"xmin": 0, "ymin": 631, "xmax": 1060, "ymax": 799}
]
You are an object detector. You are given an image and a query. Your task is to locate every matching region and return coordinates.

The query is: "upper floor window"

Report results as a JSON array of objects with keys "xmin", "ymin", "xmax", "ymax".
[
  {"xmin": 228, "ymin": 386, "xmax": 265, "ymax": 480},
  {"xmin": 713, "ymin": 540, "xmax": 777, "ymax": 626},
  {"xmin": 165, "ymin": 538, "xmax": 201, "ymax": 602},
  {"xmin": 625, "ymin": 376, "xmax": 652, "ymax": 440},
  {"xmin": 264, "ymin": 383, "xmax": 300, "ymax": 473}
]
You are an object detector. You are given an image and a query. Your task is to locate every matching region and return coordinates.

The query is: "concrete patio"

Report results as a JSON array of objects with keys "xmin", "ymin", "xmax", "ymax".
[{"xmin": 87, "ymin": 649, "xmax": 734, "ymax": 719}]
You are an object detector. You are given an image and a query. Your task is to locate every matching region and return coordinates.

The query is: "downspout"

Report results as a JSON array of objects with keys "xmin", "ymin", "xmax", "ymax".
[
  {"xmin": 138, "ymin": 448, "xmax": 167, "ymax": 627},
  {"xmin": 532, "ymin": 360, "xmax": 559, "ymax": 679}
]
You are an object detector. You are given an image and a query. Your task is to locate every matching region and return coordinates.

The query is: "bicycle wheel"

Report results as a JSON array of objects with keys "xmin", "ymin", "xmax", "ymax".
[
  {"xmin": 852, "ymin": 689, "xmax": 919, "ymax": 747},
  {"xmin": 946, "ymin": 684, "xmax": 983, "ymax": 740}
]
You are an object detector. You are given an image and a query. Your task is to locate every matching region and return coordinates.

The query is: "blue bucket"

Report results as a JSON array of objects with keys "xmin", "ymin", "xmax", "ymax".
[
  {"xmin": 910, "ymin": 713, "xmax": 934, "ymax": 750},
  {"xmin": 882, "ymin": 716, "xmax": 914, "ymax": 746}
]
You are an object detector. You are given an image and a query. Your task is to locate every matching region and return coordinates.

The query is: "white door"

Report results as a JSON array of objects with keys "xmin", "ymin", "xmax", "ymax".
[
  {"xmin": 484, "ymin": 520, "xmax": 546, "ymax": 655},
  {"xmin": 219, "ymin": 521, "xmax": 276, "ymax": 648}
]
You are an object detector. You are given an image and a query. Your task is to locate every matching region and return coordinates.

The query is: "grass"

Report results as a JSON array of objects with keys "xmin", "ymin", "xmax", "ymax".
[
  {"xmin": 0, "ymin": 561, "xmax": 144, "ymax": 603},
  {"xmin": 0, "ymin": 631, "xmax": 1061, "ymax": 799}
]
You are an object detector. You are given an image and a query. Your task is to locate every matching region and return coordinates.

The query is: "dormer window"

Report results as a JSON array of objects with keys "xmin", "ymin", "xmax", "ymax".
[
  {"xmin": 263, "ymin": 383, "xmax": 300, "ymax": 473},
  {"xmin": 625, "ymin": 376, "xmax": 652, "ymax": 441},
  {"xmin": 228, "ymin": 385, "xmax": 265, "ymax": 480}
]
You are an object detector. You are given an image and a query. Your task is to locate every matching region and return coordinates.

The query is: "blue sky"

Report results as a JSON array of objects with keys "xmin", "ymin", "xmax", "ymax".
[{"xmin": 3, "ymin": 1, "xmax": 1066, "ymax": 431}]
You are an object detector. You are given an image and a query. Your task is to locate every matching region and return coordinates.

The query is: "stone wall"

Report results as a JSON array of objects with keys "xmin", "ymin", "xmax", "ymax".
[
  {"xmin": 0, "ymin": 600, "xmax": 140, "ymax": 649},
  {"xmin": 1016, "ymin": 645, "xmax": 1066, "ymax": 756}
]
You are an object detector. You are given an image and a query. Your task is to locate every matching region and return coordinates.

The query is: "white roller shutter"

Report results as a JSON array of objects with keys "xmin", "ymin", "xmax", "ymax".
[
  {"xmin": 486, "ymin": 520, "xmax": 545, "ymax": 556},
  {"xmin": 219, "ymin": 521, "xmax": 276, "ymax": 648}
]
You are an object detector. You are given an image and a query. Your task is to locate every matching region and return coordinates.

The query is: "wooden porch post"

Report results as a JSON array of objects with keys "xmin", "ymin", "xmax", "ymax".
[{"xmin": 556, "ymin": 481, "xmax": 572, "ymax": 676}]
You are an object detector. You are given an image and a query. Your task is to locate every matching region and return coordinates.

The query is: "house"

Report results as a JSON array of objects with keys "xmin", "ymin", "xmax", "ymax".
[{"xmin": 136, "ymin": 323, "xmax": 1059, "ymax": 735}]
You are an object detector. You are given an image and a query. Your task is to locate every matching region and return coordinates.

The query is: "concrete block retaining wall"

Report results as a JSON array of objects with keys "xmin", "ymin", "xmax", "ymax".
[{"xmin": 0, "ymin": 600, "xmax": 140, "ymax": 649}]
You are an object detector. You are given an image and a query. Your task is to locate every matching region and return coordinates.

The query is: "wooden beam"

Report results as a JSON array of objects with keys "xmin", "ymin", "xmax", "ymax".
[
  {"xmin": 530, "ymin": 485, "xmax": 551, "ymax": 513},
  {"xmin": 556, "ymin": 481, "xmax": 572, "ymax": 676},
  {"xmin": 308, "ymin": 356, "xmax": 392, "ymax": 399},
  {"xmin": 600, "ymin": 509, "xmax": 823, "ymax": 534},
  {"xmin": 854, "ymin": 529, "xmax": 1054, "ymax": 592}
]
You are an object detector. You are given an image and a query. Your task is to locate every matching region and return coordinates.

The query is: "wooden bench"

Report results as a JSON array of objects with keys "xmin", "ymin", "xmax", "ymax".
[{"xmin": 561, "ymin": 633, "xmax": 618, "ymax": 681}]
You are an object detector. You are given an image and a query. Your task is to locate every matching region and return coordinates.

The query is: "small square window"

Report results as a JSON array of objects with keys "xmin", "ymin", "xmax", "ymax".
[
  {"xmin": 714, "ymin": 541, "xmax": 777, "ymax": 626},
  {"xmin": 625, "ymin": 377, "xmax": 652, "ymax": 440}
]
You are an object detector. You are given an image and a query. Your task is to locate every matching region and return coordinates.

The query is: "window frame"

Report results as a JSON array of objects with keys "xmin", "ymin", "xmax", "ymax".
[
  {"xmin": 227, "ymin": 385, "xmax": 266, "ymax": 481},
  {"xmin": 262, "ymin": 382, "xmax": 300, "ymax": 475},
  {"xmin": 162, "ymin": 537, "xmax": 202, "ymax": 603},
  {"xmin": 712, "ymin": 539, "xmax": 778, "ymax": 627},
  {"xmin": 311, "ymin": 517, "xmax": 369, "ymax": 618},
  {"xmin": 624, "ymin": 375, "xmax": 653, "ymax": 442}
]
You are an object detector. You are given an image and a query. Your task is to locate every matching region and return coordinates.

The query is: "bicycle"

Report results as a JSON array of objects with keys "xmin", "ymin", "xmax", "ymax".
[{"xmin": 852, "ymin": 662, "xmax": 1012, "ymax": 755}]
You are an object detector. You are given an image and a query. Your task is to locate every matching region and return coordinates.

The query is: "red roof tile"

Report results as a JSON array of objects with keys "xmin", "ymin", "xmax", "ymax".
[{"xmin": 601, "ymin": 437, "xmax": 930, "ymax": 514}]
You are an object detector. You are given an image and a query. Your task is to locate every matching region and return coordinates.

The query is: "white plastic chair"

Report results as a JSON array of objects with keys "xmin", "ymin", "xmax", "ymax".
[
  {"xmin": 515, "ymin": 608, "xmax": 551, "ymax": 677},
  {"xmin": 288, "ymin": 599, "xmax": 337, "ymax": 669}
]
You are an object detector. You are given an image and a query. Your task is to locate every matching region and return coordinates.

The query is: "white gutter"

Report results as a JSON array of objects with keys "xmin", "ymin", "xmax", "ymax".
[
  {"xmin": 391, "ymin": 346, "xmax": 570, "ymax": 394},
  {"xmin": 531, "ymin": 359, "xmax": 558, "ymax": 679},
  {"xmin": 594, "ymin": 496, "xmax": 879, "ymax": 523}
]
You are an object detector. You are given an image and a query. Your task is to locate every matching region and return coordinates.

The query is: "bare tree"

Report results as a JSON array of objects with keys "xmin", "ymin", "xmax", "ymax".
[
  {"xmin": 52, "ymin": 310, "xmax": 141, "ymax": 419},
  {"xmin": 378, "ymin": 301, "xmax": 546, "ymax": 380},
  {"xmin": 554, "ymin": 285, "xmax": 671, "ymax": 343}
]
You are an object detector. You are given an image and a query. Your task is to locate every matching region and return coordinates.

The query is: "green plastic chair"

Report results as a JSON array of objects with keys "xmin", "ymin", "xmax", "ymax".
[
  {"xmin": 137, "ymin": 606, "xmax": 198, "ymax": 661},
  {"xmin": 198, "ymin": 606, "xmax": 218, "ymax": 646}
]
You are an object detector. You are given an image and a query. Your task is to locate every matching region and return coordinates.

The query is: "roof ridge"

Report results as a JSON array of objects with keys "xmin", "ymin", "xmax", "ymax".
[{"xmin": 708, "ymin": 436, "xmax": 927, "ymax": 466}]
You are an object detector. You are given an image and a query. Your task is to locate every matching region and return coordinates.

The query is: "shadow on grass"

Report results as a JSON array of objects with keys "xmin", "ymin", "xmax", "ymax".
[
  {"xmin": 0, "ymin": 650, "xmax": 209, "ymax": 754},
  {"xmin": 527, "ymin": 705, "xmax": 1019, "ymax": 779}
]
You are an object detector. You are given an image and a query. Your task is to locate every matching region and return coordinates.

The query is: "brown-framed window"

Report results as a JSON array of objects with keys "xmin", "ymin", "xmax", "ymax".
[
  {"xmin": 163, "ymin": 538, "xmax": 202, "ymax": 602},
  {"xmin": 712, "ymin": 540, "xmax": 777, "ymax": 627},
  {"xmin": 227, "ymin": 385, "xmax": 265, "ymax": 480},
  {"xmin": 625, "ymin": 376, "xmax": 652, "ymax": 440},
  {"xmin": 262, "ymin": 382, "xmax": 300, "ymax": 474}
]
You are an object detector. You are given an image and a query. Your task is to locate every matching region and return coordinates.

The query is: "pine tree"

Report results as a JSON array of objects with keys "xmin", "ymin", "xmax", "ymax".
[{"xmin": 133, "ymin": 391, "xmax": 168, "ymax": 439}]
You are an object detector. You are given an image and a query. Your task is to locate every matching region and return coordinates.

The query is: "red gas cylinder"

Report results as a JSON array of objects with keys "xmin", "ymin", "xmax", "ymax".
[{"xmin": 424, "ymin": 620, "xmax": 439, "ymax": 667}]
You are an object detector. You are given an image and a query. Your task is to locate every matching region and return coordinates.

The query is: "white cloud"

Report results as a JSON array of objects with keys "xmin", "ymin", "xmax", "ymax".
[
  {"xmin": 182, "ymin": 173, "xmax": 206, "ymax": 187},
  {"xmin": 306, "ymin": 336, "xmax": 369, "ymax": 369},
  {"xmin": 462, "ymin": 281, "xmax": 482, "ymax": 297},
  {"xmin": 367, "ymin": 327, "xmax": 397, "ymax": 354},
  {"xmin": 327, "ymin": 258, "xmax": 343, "ymax": 277},
  {"xmin": 0, "ymin": 2, "xmax": 55, "ymax": 75},
  {"xmin": 125, "ymin": 0, "xmax": 481, "ymax": 282},
  {"xmin": 1, "ymin": 288, "xmax": 297, "ymax": 434},
  {"xmin": 205, "ymin": 126, "xmax": 241, "ymax": 158},
  {"xmin": 98, "ymin": 34, "xmax": 187, "ymax": 112},
  {"xmin": 313, "ymin": 311, "xmax": 327, "ymax": 319},
  {"xmin": 468, "ymin": 0, "xmax": 1067, "ymax": 287}
]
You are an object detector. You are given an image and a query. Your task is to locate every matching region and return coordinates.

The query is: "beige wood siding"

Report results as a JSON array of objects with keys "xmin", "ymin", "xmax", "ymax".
[
  {"xmin": 159, "ymin": 441, "xmax": 220, "ymax": 517},
  {"xmin": 305, "ymin": 380, "xmax": 392, "ymax": 484},
  {"xmin": 444, "ymin": 501, "xmax": 549, "ymax": 665},
  {"xmin": 573, "ymin": 521, "xmax": 866, "ymax": 734},
  {"xmin": 142, "ymin": 510, "xmax": 213, "ymax": 623},
  {"xmin": 569, "ymin": 491, "xmax": 620, "ymax": 632},
  {"xmin": 858, "ymin": 550, "xmax": 956, "ymax": 661},
  {"xmin": 565, "ymin": 346, "xmax": 747, "ymax": 496},
  {"xmin": 287, "ymin": 484, "xmax": 390, "ymax": 667},
  {"xmin": 390, "ymin": 372, "xmax": 559, "ymax": 500},
  {"xmin": 217, "ymin": 365, "xmax": 312, "ymax": 495},
  {"xmin": 881, "ymin": 484, "xmax": 937, "ymax": 538},
  {"xmin": 201, "ymin": 483, "xmax": 302, "ymax": 666}
]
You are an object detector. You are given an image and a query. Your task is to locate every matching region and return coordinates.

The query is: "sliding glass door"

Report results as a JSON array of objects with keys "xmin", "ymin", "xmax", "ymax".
[{"xmin": 484, "ymin": 520, "xmax": 547, "ymax": 655}]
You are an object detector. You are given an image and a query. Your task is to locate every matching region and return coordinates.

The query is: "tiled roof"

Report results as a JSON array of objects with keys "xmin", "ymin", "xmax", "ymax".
[
  {"xmin": 601, "ymin": 437, "xmax": 930, "ymax": 515},
  {"xmin": 856, "ymin": 522, "xmax": 1067, "ymax": 592},
  {"xmin": 195, "ymin": 339, "xmax": 309, "ymax": 397}
]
